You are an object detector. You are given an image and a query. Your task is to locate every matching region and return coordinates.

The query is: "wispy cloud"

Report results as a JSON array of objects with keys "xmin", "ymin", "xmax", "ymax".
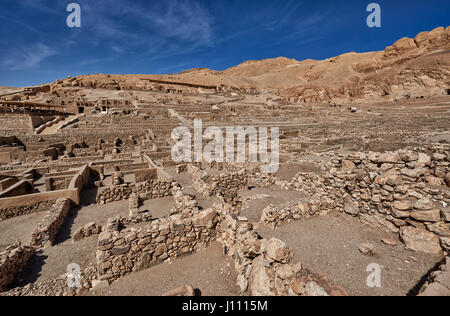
[
  {"xmin": 2, "ymin": 43, "xmax": 57, "ymax": 70},
  {"xmin": 75, "ymin": 0, "xmax": 215, "ymax": 58}
]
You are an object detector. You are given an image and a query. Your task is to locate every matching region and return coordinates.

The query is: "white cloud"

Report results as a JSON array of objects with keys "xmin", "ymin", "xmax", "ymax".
[{"xmin": 2, "ymin": 43, "xmax": 57, "ymax": 70}]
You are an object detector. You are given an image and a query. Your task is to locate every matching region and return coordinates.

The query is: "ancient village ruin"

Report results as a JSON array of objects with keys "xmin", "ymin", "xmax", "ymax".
[{"xmin": 0, "ymin": 27, "xmax": 449, "ymax": 296}]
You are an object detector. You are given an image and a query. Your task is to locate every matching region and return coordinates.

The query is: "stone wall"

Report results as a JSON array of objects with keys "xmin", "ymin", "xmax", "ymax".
[
  {"xmin": 187, "ymin": 164, "xmax": 248, "ymax": 198},
  {"xmin": 96, "ymin": 179, "xmax": 176, "ymax": 205},
  {"xmin": 30, "ymin": 199, "xmax": 71, "ymax": 248},
  {"xmin": 214, "ymin": 203, "xmax": 347, "ymax": 296},
  {"xmin": 45, "ymin": 175, "xmax": 73, "ymax": 191},
  {"xmin": 0, "ymin": 242, "xmax": 35, "ymax": 292},
  {"xmin": 260, "ymin": 198, "xmax": 328, "ymax": 228},
  {"xmin": 257, "ymin": 146, "xmax": 450, "ymax": 255},
  {"xmin": 0, "ymin": 199, "xmax": 56, "ymax": 221},
  {"xmin": 96, "ymin": 208, "xmax": 219, "ymax": 282}
]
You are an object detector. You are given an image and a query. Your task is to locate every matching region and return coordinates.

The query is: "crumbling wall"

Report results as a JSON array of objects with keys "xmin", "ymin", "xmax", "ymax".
[
  {"xmin": 96, "ymin": 208, "xmax": 219, "ymax": 282},
  {"xmin": 187, "ymin": 165, "xmax": 248, "ymax": 198},
  {"xmin": 0, "ymin": 242, "xmax": 35, "ymax": 292},
  {"xmin": 96, "ymin": 179, "xmax": 175, "ymax": 204},
  {"xmin": 30, "ymin": 199, "xmax": 71, "ymax": 248},
  {"xmin": 0, "ymin": 199, "xmax": 56, "ymax": 221},
  {"xmin": 259, "ymin": 146, "xmax": 450, "ymax": 255},
  {"xmin": 214, "ymin": 203, "xmax": 347, "ymax": 296}
]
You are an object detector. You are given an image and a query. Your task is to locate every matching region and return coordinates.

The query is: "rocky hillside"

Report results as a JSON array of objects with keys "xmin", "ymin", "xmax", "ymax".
[{"xmin": 49, "ymin": 26, "xmax": 450, "ymax": 104}]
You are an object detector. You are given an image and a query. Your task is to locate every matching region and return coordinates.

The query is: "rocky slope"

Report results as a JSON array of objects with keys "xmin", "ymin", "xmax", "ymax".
[{"xmin": 50, "ymin": 26, "xmax": 450, "ymax": 104}]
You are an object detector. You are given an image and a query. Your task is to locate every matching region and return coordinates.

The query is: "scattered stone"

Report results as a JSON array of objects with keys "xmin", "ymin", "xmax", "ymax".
[
  {"xmin": 359, "ymin": 243, "xmax": 375, "ymax": 256},
  {"xmin": 381, "ymin": 238, "xmax": 397, "ymax": 246}
]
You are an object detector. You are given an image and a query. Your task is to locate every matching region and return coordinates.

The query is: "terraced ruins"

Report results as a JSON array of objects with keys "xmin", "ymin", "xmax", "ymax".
[{"xmin": 0, "ymin": 27, "xmax": 449, "ymax": 296}]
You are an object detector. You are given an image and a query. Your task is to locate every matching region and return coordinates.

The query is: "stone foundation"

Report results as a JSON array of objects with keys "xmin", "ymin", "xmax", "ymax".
[
  {"xmin": 0, "ymin": 242, "xmax": 35, "ymax": 292},
  {"xmin": 96, "ymin": 208, "xmax": 219, "ymax": 282},
  {"xmin": 96, "ymin": 179, "xmax": 176, "ymax": 204},
  {"xmin": 30, "ymin": 199, "xmax": 71, "ymax": 248}
]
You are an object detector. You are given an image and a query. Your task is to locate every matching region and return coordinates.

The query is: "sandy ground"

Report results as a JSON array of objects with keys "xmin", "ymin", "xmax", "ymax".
[
  {"xmin": 88, "ymin": 242, "xmax": 241, "ymax": 296},
  {"xmin": 238, "ymin": 186, "xmax": 307, "ymax": 223},
  {"xmin": 12, "ymin": 236, "xmax": 98, "ymax": 288},
  {"xmin": 0, "ymin": 212, "xmax": 47, "ymax": 251},
  {"xmin": 257, "ymin": 212, "xmax": 444, "ymax": 296},
  {"xmin": 275, "ymin": 162, "xmax": 322, "ymax": 180}
]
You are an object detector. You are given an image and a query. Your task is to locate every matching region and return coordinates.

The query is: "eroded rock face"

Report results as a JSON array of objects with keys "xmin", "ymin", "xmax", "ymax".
[{"xmin": 400, "ymin": 226, "xmax": 442, "ymax": 255}]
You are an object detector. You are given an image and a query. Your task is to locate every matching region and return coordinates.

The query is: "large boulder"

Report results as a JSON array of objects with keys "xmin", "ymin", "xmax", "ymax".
[
  {"xmin": 410, "ymin": 210, "xmax": 441, "ymax": 222},
  {"xmin": 248, "ymin": 256, "xmax": 276, "ymax": 296},
  {"xmin": 262, "ymin": 238, "xmax": 293, "ymax": 264},
  {"xmin": 191, "ymin": 209, "xmax": 218, "ymax": 228},
  {"xmin": 414, "ymin": 31, "xmax": 429, "ymax": 47},
  {"xmin": 428, "ymin": 27, "xmax": 445, "ymax": 44},
  {"xmin": 393, "ymin": 37, "xmax": 418, "ymax": 52},
  {"xmin": 400, "ymin": 227, "xmax": 442, "ymax": 255}
]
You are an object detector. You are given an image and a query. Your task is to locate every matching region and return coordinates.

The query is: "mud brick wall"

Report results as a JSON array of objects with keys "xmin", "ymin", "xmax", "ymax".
[
  {"xmin": 0, "ymin": 152, "xmax": 12, "ymax": 164},
  {"xmin": 96, "ymin": 209, "xmax": 219, "ymax": 282},
  {"xmin": 0, "ymin": 242, "xmax": 35, "ymax": 292},
  {"xmin": 0, "ymin": 177, "xmax": 19, "ymax": 191},
  {"xmin": 30, "ymin": 199, "xmax": 71, "ymax": 248},
  {"xmin": 96, "ymin": 179, "xmax": 176, "ymax": 205},
  {"xmin": 45, "ymin": 175, "xmax": 73, "ymax": 191},
  {"xmin": 134, "ymin": 168, "xmax": 157, "ymax": 183},
  {"xmin": 0, "ymin": 199, "xmax": 56, "ymax": 221}
]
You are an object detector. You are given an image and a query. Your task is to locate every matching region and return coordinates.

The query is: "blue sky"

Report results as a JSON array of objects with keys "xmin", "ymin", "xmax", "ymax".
[{"xmin": 0, "ymin": 0, "xmax": 449, "ymax": 87}]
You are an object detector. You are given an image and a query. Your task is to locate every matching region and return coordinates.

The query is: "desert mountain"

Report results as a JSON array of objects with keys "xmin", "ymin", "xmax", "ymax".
[{"xmin": 53, "ymin": 26, "xmax": 450, "ymax": 104}]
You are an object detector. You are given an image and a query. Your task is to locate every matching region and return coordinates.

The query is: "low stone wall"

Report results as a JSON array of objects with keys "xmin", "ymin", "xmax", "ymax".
[
  {"xmin": 72, "ymin": 223, "xmax": 103, "ymax": 242},
  {"xmin": 0, "ymin": 199, "xmax": 56, "ymax": 221},
  {"xmin": 187, "ymin": 164, "xmax": 248, "ymax": 198},
  {"xmin": 96, "ymin": 209, "xmax": 219, "ymax": 282},
  {"xmin": 0, "ymin": 242, "xmax": 35, "ymax": 292},
  {"xmin": 260, "ymin": 198, "xmax": 328, "ymax": 228},
  {"xmin": 30, "ymin": 199, "xmax": 71, "ymax": 248},
  {"xmin": 96, "ymin": 179, "xmax": 176, "ymax": 205},
  {"xmin": 260, "ymin": 146, "xmax": 450, "ymax": 255},
  {"xmin": 214, "ymin": 203, "xmax": 347, "ymax": 296}
]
